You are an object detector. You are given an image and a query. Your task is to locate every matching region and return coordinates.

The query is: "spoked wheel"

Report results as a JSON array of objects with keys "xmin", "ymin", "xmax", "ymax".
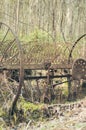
[
  {"xmin": 0, "ymin": 22, "xmax": 24, "ymax": 114},
  {"xmin": 68, "ymin": 34, "xmax": 86, "ymax": 79}
]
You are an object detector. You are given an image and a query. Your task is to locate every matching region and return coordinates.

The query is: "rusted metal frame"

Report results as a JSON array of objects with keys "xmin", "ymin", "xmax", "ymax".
[
  {"xmin": 67, "ymin": 73, "xmax": 72, "ymax": 101},
  {"xmin": 68, "ymin": 33, "xmax": 86, "ymax": 63},
  {"xmin": 53, "ymin": 78, "xmax": 73, "ymax": 88},
  {"xmin": 0, "ymin": 63, "xmax": 72, "ymax": 70},
  {"xmin": 0, "ymin": 25, "xmax": 10, "ymax": 57},
  {"xmin": 3, "ymin": 39, "xmax": 16, "ymax": 53},
  {"xmin": 67, "ymin": 34, "xmax": 86, "ymax": 100},
  {"xmin": 0, "ymin": 28, "xmax": 10, "ymax": 44},
  {"xmin": 5, "ymin": 52, "xmax": 19, "ymax": 63},
  {"xmin": 24, "ymin": 74, "xmax": 72, "ymax": 80},
  {"xmin": 72, "ymin": 58, "xmax": 86, "ymax": 80},
  {"xmin": 36, "ymin": 79, "xmax": 41, "ymax": 102},
  {"xmin": 1, "ymin": 39, "xmax": 16, "ymax": 63},
  {"xmin": 0, "ymin": 22, "xmax": 24, "ymax": 115},
  {"xmin": 9, "ymin": 34, "xmax": 24, "ymax": 115}
]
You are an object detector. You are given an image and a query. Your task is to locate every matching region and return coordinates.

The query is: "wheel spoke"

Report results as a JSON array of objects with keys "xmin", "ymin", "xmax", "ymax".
[
  {"xmin": 0, "ymin": 39, "xmax": 16, "ymax": 60},
  {"xmin": 0, "ymin": 28, "xmax": 10, "ymax": 45}
]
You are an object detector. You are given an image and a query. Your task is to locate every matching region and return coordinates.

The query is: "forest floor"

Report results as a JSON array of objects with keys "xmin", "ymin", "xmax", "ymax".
[
  {"xmin": 3, "ymin": 97, "xmax": 86, "ymax": 130},
  {"xmin": 24, "ymin": 99, "xmax": 86, "ymax": 130}
]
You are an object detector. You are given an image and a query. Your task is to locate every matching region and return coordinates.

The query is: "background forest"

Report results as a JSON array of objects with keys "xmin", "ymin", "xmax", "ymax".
[{"xmin": 0, "ymin": 0, "xmax": 86, "ymax": 42}]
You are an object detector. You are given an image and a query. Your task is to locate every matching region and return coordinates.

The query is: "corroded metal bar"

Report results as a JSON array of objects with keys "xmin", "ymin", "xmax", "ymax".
[
  {"xmin": 0, "ymin": 63, "xmax": 72, "ymax": 70},
  {"xmin": 24, "ymin": 74, "xmax": 72, "ymax": 80}
]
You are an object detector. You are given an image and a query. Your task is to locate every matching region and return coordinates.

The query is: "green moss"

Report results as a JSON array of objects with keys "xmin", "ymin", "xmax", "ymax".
[
  {"xmin": 19, "ymin": 97, "xmax": 44, "ymax": 120},
  {"xmin": 20, "ymin": 98, "xmax": 43, "ymax": 112}
]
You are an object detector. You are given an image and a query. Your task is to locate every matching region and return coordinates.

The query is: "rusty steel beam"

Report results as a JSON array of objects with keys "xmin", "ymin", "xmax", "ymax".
[
  {"xmin": 24, "ymin": 74, "xmax": 72, "ymax": 80},
  {"xmin": 0, "ymin": 63, "xmax": 72, "ymax": 70}
]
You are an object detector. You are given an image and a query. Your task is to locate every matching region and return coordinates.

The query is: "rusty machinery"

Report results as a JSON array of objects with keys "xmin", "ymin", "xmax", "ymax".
[{"xmin": 0, "ymin": 22, "xmax": 86, "ymax": 114}]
